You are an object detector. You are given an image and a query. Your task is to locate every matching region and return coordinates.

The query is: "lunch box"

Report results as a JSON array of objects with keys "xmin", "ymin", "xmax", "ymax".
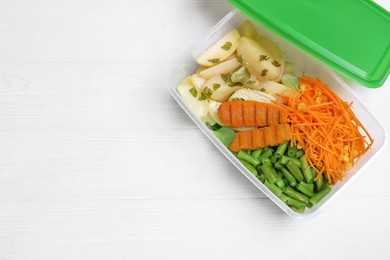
[{"xmin": 168, "ymin": 1, "xmax": 388, "ymax": 218}]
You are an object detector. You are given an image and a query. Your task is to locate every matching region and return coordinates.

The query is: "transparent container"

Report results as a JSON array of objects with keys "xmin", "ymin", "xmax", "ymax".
[{"xmin": 167, "ymin": 10, "xmax": 387, "ymax": 219}]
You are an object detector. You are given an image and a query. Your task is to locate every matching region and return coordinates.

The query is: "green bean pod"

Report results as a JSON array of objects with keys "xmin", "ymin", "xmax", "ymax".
[
  {"xmin": 284, "ymin": 187, "xmax": 310, "ymax": 205},
  {"xmin": 260, "ymin": 164, "xmax": 278, "ymax": 184},
  {"xmin": 287, "ymin": 160, "xmax": 304, "ymax": 182},
  {"xmin": 238, "ymin": 158, "xmax": 258, "ymax": 177},
  {"xmin": 300, "ymin": 156, "xmax": 313, "ymax": 183},
  {"xmin": 296, "ymin": 182, "xmax": 315, "ymax": 197},
  {"xmin": 237, "ymin": 151, "xmax": 260, "ymax": 167},
  {"xmin": 309, "ymin": 185, "xmax": 332, "ymax": 204},
  {"xmin": 287, "ymin": 144, "xmax": 297, "ymax": 157},
  {"xmin": 258, "ymin": 149, "xmax": 273, "ymax": 161},
  {"xmin": 252, "ymin": 148, "xmax": 263, "ymax": 159},
  {"xmin": 316, "ymin": 174, "xmax": 324, "ymax": 191},
  {"xmin": 295, "ymin": 150, "xmax": 304, "ymax": 159},
  {"xmin": 279, "ymin": 166, "xmax": 297, "ymax": 187},
  {"xmin": 286, "ymin": 196, "xmax": 306, "ymax": 208},
  {"xmin": 264, "ymin": 180, "xmax": 283, "ymax": 197},
  {"xmin": 275, "ymin": 177, "xmax": 286, "ymax": 190},
  {"xmin": 275, "ymin": 142, "xmax": 289, "ymax": 158}
]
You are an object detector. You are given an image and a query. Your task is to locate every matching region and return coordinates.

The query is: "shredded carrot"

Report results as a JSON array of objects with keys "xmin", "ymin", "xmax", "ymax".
[{"xmin": 275, "ymin": 75, "xmax": 373, "ymax": 184}]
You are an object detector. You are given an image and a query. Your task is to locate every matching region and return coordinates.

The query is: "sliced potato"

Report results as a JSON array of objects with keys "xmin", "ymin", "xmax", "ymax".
[
  {"xmin": 229, "ymin": 88, "xmax": 276, "ymax": 103},
  {"xmin": 237, "ymin": 37, "xmax": 282, "ymax": 81},
  {"xmin": 196, "ymin": 29, "xmax": 241, "ymax": 67},
  {"xmin": 208, "ymin": 100, "xmax": 224, "ymax": 126},
  {"xmin": 176, "ymin": 77, "xmax": 209, "ymax": 120},
  {"xmin": 253, "ymin": 34, "xmax": 285, "ymax": 81},
  {"xmin": 238, "ymin": 20, "xmax": 257, "ymax": 38},
  {"xmin": 190, "ymin": 74, "xmax": 207, "ymax": 91},
  {"xmin": 204, "ymin": 75, "xmax": 242, "ymax": 102},
  {"xmin": 257, "ymin": 81, "xmax": 298, "ymax": 97},
  {"xmin": 199, "ymin": 58, "xmax": 241, "ymax": 79}
]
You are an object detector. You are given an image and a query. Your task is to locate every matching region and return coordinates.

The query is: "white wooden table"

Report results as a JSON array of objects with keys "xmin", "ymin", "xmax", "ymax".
[{"xmin": 0, "ymin": 1, "xmax": 389, "ymax": 259}]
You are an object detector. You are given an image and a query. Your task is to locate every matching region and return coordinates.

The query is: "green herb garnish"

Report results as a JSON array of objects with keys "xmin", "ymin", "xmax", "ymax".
[
  {"xmin": 261, "ymin": 69, "xmax": 268, "ymax": 76},
  {"xmin": 198, "ymin": 87, "xmax": 213, "ymax": 100},
  {"xmin": 189, "ymin": 87, "xmax": 197, "ymax": 97},
  {"xmin": 231, "ymin": 97, "xmax": 245, "ymax": 101},
  {"xmin": 260, "ymin": 88, "xmax": 266, "ymax": 92},
  {"xmin": 213, "ymin": 84, "xmax": 221, "ymax": 91},
  {"xmin": 221, "ymin": 41, "xmax": 232, "ymax": 50},
  {"xmin": 228, "ymin": 82, "xmax": 243, "ymax": 87},
  {"xmin": 221, "ymin": 73, "xmax": 231, "ymax": 83},
  {"xmin": 208, "ymin": 58, "xmax": 220, "ymax": 64},
  {"xmin": 260, "ymin": 55, "xmax": 270, "ymax": 61},
  {"xmin": 271, "ymin": 60, "xmax": 281, "ymax": 67}
]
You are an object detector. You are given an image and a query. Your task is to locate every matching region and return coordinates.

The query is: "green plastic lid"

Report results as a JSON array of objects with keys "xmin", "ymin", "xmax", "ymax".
[{"xmin": 228, "ymin": 0, "xmax": 390, "ymax": 88}]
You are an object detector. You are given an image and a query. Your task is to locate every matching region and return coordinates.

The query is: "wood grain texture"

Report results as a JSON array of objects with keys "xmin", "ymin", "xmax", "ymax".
[{"xmin": 0, "ymin": 0, "xmax": 389, "ymax": 259}]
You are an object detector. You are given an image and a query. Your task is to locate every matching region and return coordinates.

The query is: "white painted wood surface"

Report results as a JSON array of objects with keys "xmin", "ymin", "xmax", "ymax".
[{"xmin": 0, "ymin": 1, "xmax": 389, "ymax": 259}]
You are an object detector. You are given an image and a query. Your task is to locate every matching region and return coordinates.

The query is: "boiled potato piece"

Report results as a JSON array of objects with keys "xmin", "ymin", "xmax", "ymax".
[
  {"xmin": 176, "ymin": 77, "xmax": 209, "ymax": 120},
  {"xmin": 190, "ymin": 74, "xmax": 207, "ymax": 91},
  {"xmin": 238, "ymin": 20, "xmax": 257, "ymax": 38},
  {"xmin": 237, "ymin": 37, "xmax": 282, "ymax": 81},
  {"xmin": 205, "ymin": 75, "xmax": 242, "ymax": 102},
  {"xmin": 196, "ymin": 29, "xmax": 241, "ymax": 67},
  {"xmin": 208, "ymin": 100, "xmax": 224, "ymax": 126},
  {"xmin": 199, "ymin": 58, "xmax": 241, "ymax": 79},
  {"xmin": 229, "ymin": 88, "xmax": 276, "ymax": 103},
  {"xmin": 257, "ymin": 81, "xmax": 298, "ymax": 97},
  {"xmin": 253, "ymin": 34, "xmax": 284, "ymax": 81}
]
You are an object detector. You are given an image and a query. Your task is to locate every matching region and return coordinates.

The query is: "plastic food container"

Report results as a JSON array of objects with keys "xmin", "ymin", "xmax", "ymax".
[{"xmin": 168, "ymin": 9, "xmax": 387, "ymax": 218}]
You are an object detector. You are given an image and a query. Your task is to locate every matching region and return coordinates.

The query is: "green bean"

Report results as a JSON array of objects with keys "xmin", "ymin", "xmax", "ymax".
[
  {"xmin": 270, "ymin": 155, "xmax": 277, "ymax": 164},
  {"xmin": 261, "ymin": 164, "xmax": 278, "ymax": 184},
  {"xmin": 284, "ymin": 187, "xmax": 310, "ymax": 205},
  {"xmin": 264, "ymin": 180, "xmax": 283, "ymax": 197},
  {"xmin": 296, "ymin": 182, "xmax": 315, "ymax": 197},
  {"xmin": 282, "ymin": 178, "xmax": 289, "ymax": 187},
  {"xmin": 258, "ymin": 149, "xmax": 273, "ymax": 161},
  {"xmin": 277, "ymin": 171, "xmax": 283, "ymax": 179},
  {"xmin": 295, "ymin": 150, "xmax": 304, "ymax": 159},
  {"xmin": 300, "ymin": 156, "xmax": 313, "ymax": 183},
  {"xmin": 252, "ymin": 148, "xmax": 263, "ymax": 159},
  {"xmin": 238, "ymin": 159, "xmax": 258, "ymax": 177},
  {"xmin": 279, "ymin": 166, "xmax": 297, "ymax": 187},
  {"xmin": 274, "ymin": 161, "xmax": 283, "ymax": 170},
  {"xmin": 316, "ymin": 174, "xmax": 324, "ymax": 191},
  {"xmin": 308, "ymin": 183, "xmax": 314, "ymax": 193},
  {"xmin": 280, "ymin": 156, "xmax": 290, "ymax": 165},
  {"xmin": 286, "ymin": 196, "xmax": 306, "ymax": 208},
  {"xmin": 280, "ymin": 156, "xmax": 301, "ymax": 168},
  {"xmin": 275, "ymin": 177, "xmax": 285, "ymax": 190},
  {"xmin": 287, "ymin": 160, "xmax": 304, "ymax": 182},
  {"xmin": 311, "ymin": 168, "xmax": 318, "ymax": 182},
  {"xmin": 262, "ymin": 158, "xmax": 272, "ymax": 166},
  {"xmin": 237, "ymin": 151, "xmax": 260, "ymax": 167},
  {"xmin": 275, "ymin": 142, "xmax": 289, "ymax": 158},
  {"xmin": 290, "ymin": 205, "xmax": 305, "ymax": 214},
  {"xmin": 309, "ymin": 185, "xmax": 332, "ymax": 204},
  {"xmin": 287, "ymin": 144, "xmax": 297, "ymax": 157},
  {"xmin": 257, "ymin": 173, "xmax": 266, "ymax": 183},
  {"xmin": 277, "ymin": 193, "xmax": 289, "ymax": 203}
]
